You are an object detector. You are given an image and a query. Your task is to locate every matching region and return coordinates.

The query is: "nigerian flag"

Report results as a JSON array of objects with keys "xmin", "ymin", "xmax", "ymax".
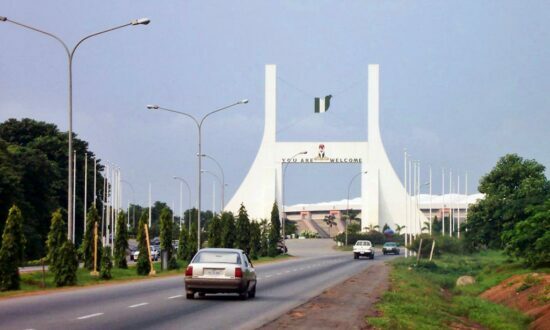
[{"xmin": 314, "ymin": 95, "xmax": 332, "ymax": 113}]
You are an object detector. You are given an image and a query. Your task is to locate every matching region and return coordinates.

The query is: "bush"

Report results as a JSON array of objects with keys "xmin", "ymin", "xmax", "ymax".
[
  {"xmin": 408, "ymin": 234, "xmax": 467, "ymax": 257},
  {"xmin": 0, "ymin": 205, "xmax": 26, "ymax": 291},
  {"xmin": 168, "ymin": 255, "xmax": 179, "ymax": 270},
  {"xmin": 114, "ymin": 210, "xmax": 128, "ymax": 269},
  {"xmin": 55, "ymin": 241, "xmax": 78, "ymax": 287},
  {"xmin": 100, "ymin": 246, "xmax": 113, "ymax": 280},
  {"xmin": 334, "ymin": 230, "xmax": 386, "ymax": 245}
]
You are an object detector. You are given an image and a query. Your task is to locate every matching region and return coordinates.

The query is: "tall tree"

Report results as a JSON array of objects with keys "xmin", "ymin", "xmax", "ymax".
[
  {"xmin": 55, "ymin": 240, "xmax": 78, "ymax": 287},
  {"xmin": 220, "ymin": 212, "xmax": 236, "ymax": 249},
  {"xmin": 249, "ymin": 221, "xmax": 261, "ymax": 260},
  {"xmin": 259, "ymin": 219, "xmax": 269, "ymax": 257},
  {"xmin": 235, "ymin": 204, "xmax": 251, "ymax": 253},
  {"xmin": 159, "ymin": 207, "xmax": 178, "ymax": 269},
  {"xmin": 0, "ymin": 205, "xmax": 26, "ymax": 291},
  {"xmin": 207, "ymin": 214, "xmax": 222, "ymax": 248},
  {"xmin": 178, "ymin": 226, "xmax": 189, "ymax": 261},
  {"xmin": 114, "ymin": 210, "xmax": 129, "ymax": 269},
  {"xmin": 47, "ymin": 209, "xmax": 66, "ymax": 276},
  {"xmin": 0, "ymin": 118, "xmax": 106, "ymax": 258},
  {"xmin": 187, "ymin": 220, "xmax": 198, "ymax": 261},
  {"xmin": 465, "ymin": 154, "xmax": 550, "ymax": 250},
  {"xmin": 268, "ymin": 202, "xmax": 281, "ymax": 256},
  {"xmin": 82, "ymin": 206, "xmax": 102, "ymax": 271},
  {"xmin": 136, "ymin": 212, "xmax": 151, "ymax": 275},
  {"xmin": 502, "ymin": 198, "xmax": 550, "ymax": 267}
]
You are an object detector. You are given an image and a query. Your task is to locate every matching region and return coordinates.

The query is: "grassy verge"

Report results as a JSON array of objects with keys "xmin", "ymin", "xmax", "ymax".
[
  {"xmin": 367, "ymin": 250, "xmax": 546, "ymax": 330},
  {"xmin": 2, "ymin": 253, "xmax": 294, "ymax": 299},
  {"xmin": 0, "ymin": 261, "xmax": 188, "ymax": 299},
  {"xmin": 253, "ymin": 253, "xmax": 294, "ymax": 264}
]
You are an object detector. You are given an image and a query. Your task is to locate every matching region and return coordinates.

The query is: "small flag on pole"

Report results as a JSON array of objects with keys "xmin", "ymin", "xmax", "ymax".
[{"xmin": 314, "ymin": 95, "xmax": 332, "ymax": 113}]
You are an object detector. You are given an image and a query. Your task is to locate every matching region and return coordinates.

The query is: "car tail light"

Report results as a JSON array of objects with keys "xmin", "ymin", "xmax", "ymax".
[
  {"xmin": 185, "ymin": 266, "xmax": 193, "ymax": 277},
  {"xmin": 235, "ymin": 267, "xmax": 243, "ymax": 278}
]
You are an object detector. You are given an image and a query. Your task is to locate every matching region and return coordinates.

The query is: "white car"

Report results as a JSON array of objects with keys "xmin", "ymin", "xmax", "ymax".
[
  {"xmin": 184, "ymin": 248, "xmax": 257, "ymax": 300},
  {"xmin": 353, "ymin": 240, "xmax": 374, "ymax": 259},
  {"xmin": 130, "ymin": 246, "xmax": 159, "ymax": 261}
]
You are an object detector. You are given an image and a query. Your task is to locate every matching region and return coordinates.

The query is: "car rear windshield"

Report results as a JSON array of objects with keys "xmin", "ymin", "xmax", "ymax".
[
  {"xmin": 385, "ymin": 242, "xmax": 397, "ymax": 247},
  {"xmin": 193, "ymin": 251, "xmax": 241, "ymax": 264},
  {"xmin": 355, "ymin": 241, "xmax": 371, "ymax": 246}
]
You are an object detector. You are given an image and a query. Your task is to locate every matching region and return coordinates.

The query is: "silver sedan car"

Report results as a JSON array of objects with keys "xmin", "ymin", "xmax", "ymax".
[{"xmin": 184, "ymin": 248, "xmax": 257, "ymax": 300}]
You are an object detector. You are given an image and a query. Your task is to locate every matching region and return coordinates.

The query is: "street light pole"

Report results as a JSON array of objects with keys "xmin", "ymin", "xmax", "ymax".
[
  {"xmin": 282, "ymin": 151, "xmax": 308, "ymax": 246},
  {"xmin": 201, "ymin": 154, "xmax": 225, "ymax": 210},
  {"xmin": 121, "ymin": 179, "xmax": 136, "ymax": 229},
  {"xmin": 346, "ymin": 171, "xmax": 367, "ymax": 246},
  {"xmin": 147, "ymin": 100, "xmax": 248, "ymax": 251},
  {"xmin": 173, "ymin": 176, "xmax": 192, "ymax": 231},
  {"xmin": 1, "ymin": 16, "xmax": 151, "ymax": 241},
  {"xmin": 201, "ymin": 170, "xmax": 223, "ymax": 212}
]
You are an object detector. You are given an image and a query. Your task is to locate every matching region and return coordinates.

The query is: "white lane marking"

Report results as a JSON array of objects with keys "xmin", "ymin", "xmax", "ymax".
[
  {"xmin": 128, "ymin": 302, "xmax": 149, "ymax": 308},
  {"xmin": 292, "ymin": 268, "xmax": 298, "ymax": 271},
  {"xmin": 265, "ymin": 274, "xmax": 272, "ymax": 278},
  {"xmin": 276, "ymin": 272, "xmax": 282, "ymax": 276},
  {"xmin": 285, "ymin": 270, "xmax": 290, "ymax": 273},
  {"xmin": 77, "ymin": 313, "xmax": 104, "ymax": 320},
  {"xmin": 168, "ymin": 295, "xmax": 183, "ymax": 299}
]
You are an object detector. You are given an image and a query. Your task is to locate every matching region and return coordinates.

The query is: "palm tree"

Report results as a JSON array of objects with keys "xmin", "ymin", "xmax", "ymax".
[
  {"xmin": 323, "ymin": 215, "xmax": 336, "ymax": 237},
  {"xmin": 421, "ymin": 221, "xmax": 430, "ymax": 233},
  {"xmin": 395, "ymin": 224, "xmax": 406, "ymax": 235}
]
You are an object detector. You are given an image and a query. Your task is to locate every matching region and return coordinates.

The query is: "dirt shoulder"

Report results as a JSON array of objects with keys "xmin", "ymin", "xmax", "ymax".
[
  {"xmin": 480, "ymin": 272, "xmax": 550, "ymax": 330},
  {"xmin": 260, "ymin": 262, "xmax": 390, "ymax": 329}
]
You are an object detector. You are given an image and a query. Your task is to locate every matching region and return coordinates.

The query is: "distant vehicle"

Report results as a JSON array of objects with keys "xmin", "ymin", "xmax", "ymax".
[
  {"xmin": 184, "ymin": 248, "xmax": 257, "ymax": 300},
  {"xmin": 382, "ymin": 242, "xmax": 400, "ymax": 255},
  {"xmin": 277, "ymin": 240, "xmax": 288, "ymax": 254},
  {"xmin": 151, "ymin": 237, "xmax": 160, "ymax": 245},
  {"xmin": 130, "ymin": 247, "xmax": 139, "ymax": 261},
  {"xmin": 353, "ymin": 240, "xmax": 374, "ymax": 259},
  {"xmin": 130, "ymin": 246, "xmax": 160, "ymax": 261}
]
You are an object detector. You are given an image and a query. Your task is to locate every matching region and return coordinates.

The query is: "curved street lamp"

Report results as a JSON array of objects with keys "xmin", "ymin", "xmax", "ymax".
[
  {"xmin": 282, "ymin": 151, "xmax": 308, "ymax": 247},
  {"xmin": 201, "ymin": 170, "xmax": 224, "ymax": 213},
  {"xmin": 173, "ymin": 176, "xmax": 192, "ymax": 231},
  {"xmin": 201, "ymin": 154, "xmax": 225, "ymax": 210},
  {"xmin": 147, "ymin": 99, "xmax": 248, "ymax": 250},
  {"xmin": 1, "ymin": 16, "xmax": 150, "ymax": 241}
]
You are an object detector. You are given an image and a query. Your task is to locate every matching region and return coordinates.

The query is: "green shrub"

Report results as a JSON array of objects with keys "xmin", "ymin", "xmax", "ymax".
[
  {"xmin": 54, "ymin": 241, "xmax": 78, "ymax": 287},
  {"xmin": 0, "ymin": 205, "xmax": 26, "ymax": 291},
  {"xmin": 334, "ymin": 230, "xmax": 386, "ymax": 245},
  {"xmin": 100, "ymin": 246, "xmax": 113, "ymax": 280}
]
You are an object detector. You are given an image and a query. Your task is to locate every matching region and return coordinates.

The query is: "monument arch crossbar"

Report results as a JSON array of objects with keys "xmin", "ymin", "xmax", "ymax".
[{"xmin": 226, "ymin": 64, "xmax": 427, "ymax": 231}]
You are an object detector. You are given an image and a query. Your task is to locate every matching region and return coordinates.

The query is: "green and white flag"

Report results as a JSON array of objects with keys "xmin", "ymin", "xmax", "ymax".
[{"xmin": 314, "ymin": 95, "xmax": 332, "ymax": 113}]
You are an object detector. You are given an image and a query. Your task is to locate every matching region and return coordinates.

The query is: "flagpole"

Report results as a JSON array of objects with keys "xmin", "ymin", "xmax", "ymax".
[
  {"xmin": 457, "ymin": 174, "xmax": 461, "ymax": 238},
  {"xmin": 441, "ymin": 168, "xmax": 445, "ymax": 235},
  {"xmin": 403, "ymin": 149, "xmax": 409, "ymax": 258},
  {"xmin": 449, "ymin": 168, "xmax": 452, "ymax": 237},
  {"xmin": 429, "ymin": 165, "xmax": 432, "ymax": 236}
]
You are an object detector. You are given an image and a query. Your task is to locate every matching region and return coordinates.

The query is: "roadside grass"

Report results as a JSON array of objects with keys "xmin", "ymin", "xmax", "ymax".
[
  {"xmin": 2, "ymin": 253, "xmax": 294, "ymax": 298},
  {"xmin": 367, "ymin": 250, "xmax": 542, "ymax": 330}
]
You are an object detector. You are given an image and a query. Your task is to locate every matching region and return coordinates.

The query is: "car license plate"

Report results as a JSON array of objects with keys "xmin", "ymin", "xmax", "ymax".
[{"xmin": 204, "ymin": 268, "xmax": 224, "ymax": 276}]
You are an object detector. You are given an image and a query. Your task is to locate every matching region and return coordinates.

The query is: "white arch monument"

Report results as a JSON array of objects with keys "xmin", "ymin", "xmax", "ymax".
[{"xmin": 226, "ymin": 64, "xmax": 427, "ymax": 231}]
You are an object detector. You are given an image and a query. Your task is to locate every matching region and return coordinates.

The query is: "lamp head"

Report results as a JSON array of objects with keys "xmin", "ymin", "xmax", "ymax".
[
  {"xmin": 131, "ymin": 18, "xmax": 151, "ymax": 25},
  {"xmin": 239, "ymin": 99, "xmax": 249, "ymax": 104},
  {"xmin": 300, "ymin": 151, "xmax": 308, "ymax": 155},
  {"xmin": 146, "ymin": 104, "xmax": 159, "ymax": 110},
  {"xmin": 0, "ymin": 16, "xmax": 7, "ymax": 22}
]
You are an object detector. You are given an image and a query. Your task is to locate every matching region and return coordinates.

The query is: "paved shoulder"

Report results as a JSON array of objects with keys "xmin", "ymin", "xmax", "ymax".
[{"xmin": 259, "ymin": 260, "xmax": 390, "ymax": 329}]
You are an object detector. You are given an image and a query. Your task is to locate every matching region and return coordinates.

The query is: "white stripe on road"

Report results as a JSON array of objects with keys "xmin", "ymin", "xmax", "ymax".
[
  {"xmin": 168, "ymin": 295, "xmax": 183, "ymax": 299},
  {"xmin": 128, "ymin": 302, "xmax": 149, "ymax": 308},
  {"xmin": 265, "ymin": 274, "xmax": 272, "ymax": 278},
  {"xmin": 276, "ymin": 272, "xmax": 282, "ymax": 276},
  {"xmin": 77, "ymin": 313, "xmax": 104, "ymax": 320}
]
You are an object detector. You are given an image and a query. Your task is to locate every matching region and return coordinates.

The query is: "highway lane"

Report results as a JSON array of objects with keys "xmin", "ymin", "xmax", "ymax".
[{"xmin": 0, "ymin": 240, "xmax": 396, "ymax": 330}]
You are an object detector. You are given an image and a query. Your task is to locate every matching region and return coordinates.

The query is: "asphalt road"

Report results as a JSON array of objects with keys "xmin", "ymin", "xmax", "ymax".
[{"xmin": 0, "ymin": 239, "xmax": 396, "ymax": 330}]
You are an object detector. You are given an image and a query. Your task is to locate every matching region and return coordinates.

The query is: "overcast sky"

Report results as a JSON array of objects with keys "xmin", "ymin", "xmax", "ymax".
[{"xmin": 1, "ymin": 1, "xmax": 548, "ymax": 213}]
